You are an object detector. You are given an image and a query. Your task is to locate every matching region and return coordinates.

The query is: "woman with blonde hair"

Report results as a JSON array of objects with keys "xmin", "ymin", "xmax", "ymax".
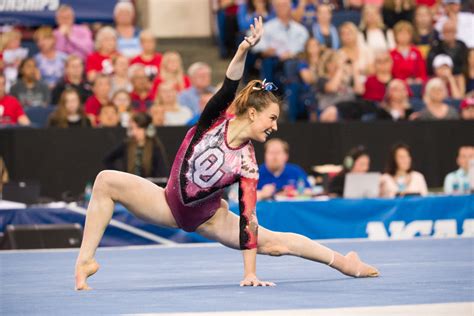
[
  {"xmin": 151, "ymin": 81, "xmax": 192, "ymax": 126},
  {"xmin": 415, "ymin": 78, "xmax": 460, "ymax": 120},
  {"xmin": 86, "ymin": 26, "xmax": 118, "ymax": 82},
  {"xmin": 338, "ymin": 22, "xmax": 374, "ymax": 76},
  {"xmin": 151, "ymin": 51, "xmax": 191, "ymax": 96},
  {"xmin": 358, "ymin": 5, "xmax": 395, "ymax": 54},
  {"xmin": 48, "ymin": 88, "xmax": 91, "ymax": 128}
]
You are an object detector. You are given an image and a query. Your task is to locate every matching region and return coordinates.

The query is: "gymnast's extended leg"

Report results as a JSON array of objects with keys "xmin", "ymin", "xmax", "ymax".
[
  {"xmin": 75, "ymin": 170, "xmax": 178, "ymax": 290},
  {"xmin": 197, "ymin": 200, "xmax": 379, "ymax": 278}
]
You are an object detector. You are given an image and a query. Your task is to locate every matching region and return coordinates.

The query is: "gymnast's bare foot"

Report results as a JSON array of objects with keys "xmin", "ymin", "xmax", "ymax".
[
  {"xmin": 75, "ymin": 258, "xmax": 100, "ymax": 290},
  {"xmin": 330, "ymin": 251, "xmax": 379, "ymax": 278}
]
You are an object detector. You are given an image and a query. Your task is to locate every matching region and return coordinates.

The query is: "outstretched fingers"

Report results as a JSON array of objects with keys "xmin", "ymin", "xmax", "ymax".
[{"xmin": 244, "ymin": 16, "xmax": 264, "ymax": 47}]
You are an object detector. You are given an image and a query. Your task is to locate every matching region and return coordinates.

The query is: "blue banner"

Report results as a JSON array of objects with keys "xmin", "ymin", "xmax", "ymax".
[{"xmin": 0, "ymin": 0, "xmax": 117, "ymax": 26}]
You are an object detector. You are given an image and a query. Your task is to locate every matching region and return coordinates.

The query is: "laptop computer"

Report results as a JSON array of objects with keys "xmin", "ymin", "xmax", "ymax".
[{"xmin": 343, "ymin": 172, "xmax": 381, "ymax": 199}]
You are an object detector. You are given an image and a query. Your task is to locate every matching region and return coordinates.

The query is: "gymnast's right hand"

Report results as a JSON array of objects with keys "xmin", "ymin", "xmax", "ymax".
[{"xmin": 240, "ymin": 274, "xmax": 276, "ymax": 287}]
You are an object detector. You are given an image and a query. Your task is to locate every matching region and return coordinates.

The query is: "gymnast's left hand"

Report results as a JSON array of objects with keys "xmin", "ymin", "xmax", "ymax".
[
  {"xmin": 240, "ymin": 274, "xmax": 276, "ymax": 287},
  {"xmin": 241, "ymin": 16, "xmax": 264, "ymax": 50}
]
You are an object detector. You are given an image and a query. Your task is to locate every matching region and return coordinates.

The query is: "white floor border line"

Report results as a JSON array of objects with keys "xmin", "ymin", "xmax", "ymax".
[{"xmin": 123, "ymin": 302, "xmax": 474, "ymax": 316}]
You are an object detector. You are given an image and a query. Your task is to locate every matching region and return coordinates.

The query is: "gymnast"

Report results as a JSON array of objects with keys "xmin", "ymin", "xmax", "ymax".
[{"xmin": 75, "ymin": 17, "xmax": 378, "ymax": 290}]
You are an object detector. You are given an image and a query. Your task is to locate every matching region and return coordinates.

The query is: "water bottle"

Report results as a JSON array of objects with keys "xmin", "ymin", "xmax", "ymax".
[
  {"xmin": 452, "ymin": 180, "xmax": 460, "ymax": 195},
  {"xmin": 84, "ymin": 181, "xmax": 93, "ymax": 202},
  {"xmin": 297, "ymin": 177, "xmax": 305, "ymax": 195}
]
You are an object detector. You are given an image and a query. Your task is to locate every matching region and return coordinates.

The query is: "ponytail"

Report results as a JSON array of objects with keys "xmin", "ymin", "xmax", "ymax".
[{"xmin": 232, "ymin": 79, "xmax": 281, "ymax": 116}]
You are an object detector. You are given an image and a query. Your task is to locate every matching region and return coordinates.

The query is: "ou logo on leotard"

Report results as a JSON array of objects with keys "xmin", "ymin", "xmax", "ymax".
[{"xmin": 192, "ymin": 147, "xmax": 225, "ymax": 188}]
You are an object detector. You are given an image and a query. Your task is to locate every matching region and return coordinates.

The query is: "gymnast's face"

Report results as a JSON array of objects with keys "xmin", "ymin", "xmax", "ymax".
[{"xmin": 248, "ymin": 102, "xmax": 279, "ymax": 143}]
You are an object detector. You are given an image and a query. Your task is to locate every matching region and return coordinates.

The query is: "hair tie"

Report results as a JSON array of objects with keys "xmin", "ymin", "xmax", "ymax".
[{"xmin": 252, "ymin": 79, "xmax": 278, "ymax": 92}]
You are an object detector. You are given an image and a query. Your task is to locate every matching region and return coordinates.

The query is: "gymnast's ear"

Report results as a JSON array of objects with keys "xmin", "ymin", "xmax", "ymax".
[{"xmin": 247, "ymin": 106, "xmax": 257, "ymax": 122}]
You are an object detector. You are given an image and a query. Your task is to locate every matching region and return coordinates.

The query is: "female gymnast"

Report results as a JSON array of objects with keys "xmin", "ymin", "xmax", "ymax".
[{"xmin": 75, "ymin": 17, "xmax": 378, "ymax": 290}]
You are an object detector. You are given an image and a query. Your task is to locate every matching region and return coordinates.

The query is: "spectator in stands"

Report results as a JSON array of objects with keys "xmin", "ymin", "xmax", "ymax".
[
  {"xmin": 129, "ymin": 64, "xmax": 153, "ymax": 113},
  {"xmin": 375, "ymin": 79, "xmax": 414, "ymax": 120},
  {"xmin": 54, "ymin": 4, "xmax": 93, "ymax": 61},
  {"xmin": 252, "ymin": 0, "xmax": 309, "ymax": 83},
  {"xmin": 298, "ymin": 38, "xmax": 321, "ymax": 121},
  {"xmin": 178, "ymin": 62, "xmax": 216, "ymax": 116},
  {"xmin": 382, "ymin": 0, "xmax": 416, "ymax": 29},
  {"xmin": 363, "ymin": 51, "xmax": 393, "ymax": 103},
  {"xmin": 52, "ymin": 55, "xmax": 91, "ymax": 105},
  {"xmin": 431, "ymin": 54, "xmax": 463, "ymax": 99},
  {"xmin": 47, "ymin": 88, "xmax": 91, "ymax": 128},
  {"xmin": 358, "ymin": 5, "xmax": 395, "ymax": 55},
  {"xmin": 435, "ymin": 0, "xmax": 474, "ymax": 49},
  {"xmin": 215, "ymin": 0, "xmax": 240, "ymax": 58},
  {"xmin": 292, "ymin": 0, "xmax": 319, "ymax": 31},
  {"xmin": 238, "ymin": 0, "xmax": 274, "ymax": 33},
  {"xmin": 10, "ymin": 58, "xmax": 50, "ymax": 108},
  {"xmin": 380, "ymin": 142, "xmax": 428, "ymax": 198},
  {"xmin": 112, "ymin": 89, "xmax": 132, "ymax": 127},
  {"xmin": 149, "ymin": 102, "xmax": 165, "ymax": 127},
  {"xmin": 0, "ymin": 73, "xmax": 30, "ymax": 125},
  {"xmin": 98, "ymin": 104, "xmax": 120, "ymax": 128},
  {"xmin": 187, "ymin": 91, "xmax": 214, "ymax": 126},
  {"xmin": 414, "ymin": 78, "xmax": 459, "ymax": 120},
  {"xmin": 151, "ymin": 82, "xmax": 192, "ymax": 126},
  {"xmin": 339, "ymin": 22, "xmax": 374, "ymax": 76},
  {"xmin": 130, "ymin": 30, "xmax": 162, "ymax": 80},
  {"xmin": 444, "ymin": 146, "xmax": 474, "ymax": 194},
  {"xmin": 256, "ymin": 138, "xmax": 311, "ymax": 200},
  {"xmin": 110, "ymin": 55, "xmax": 132, "ymax": 95},
  {"xmin": 413, "ymin": 5, "xmax": 437, "ymax": 59},
  {"xmin": 34, "ymin": 26, "xmax": 67, "ymax": 89},
  {"xmin": 1, "ymin": 29, "xmax": 28, "ymax": 92},
  {"xmin": 460, "ymin": 92, "xmax": 474, "ymax": 120},
  {"xmin": 390, "ymin": 21, "xmax": 427, "ymax": 84},
  {"xmin": 328, "ymin": 145, "xmax": 371, "ymax": 197},
  {"xmin": 103, "ymin": 112, "xmax": 169, "ymax": 178},
  {"xmin": 464, "ymin": 49, "xmax": 474, "ymax": 93},
  {"xmin": 311, "ymin": 3, "xmax": 339, "ymax": 50},
  {"xmin": 84, "ymin": 74, "xmax": 111, "ymax": 125},
  {"xmin": 316, "ymin": 49, "xmax": 364, "ymax": 122},
  {"xmin": 151, "ymin": 51, "xmax": 190, "ymax": 96},
  {"xmin": 114, "ymin": 1, "xmax": 141, "ymax": 58},
  {"xmin": 86, "ymin": 26, "xmax": 118, "ymax": 82},
  {"xmin": 427, "ymin": 20, "xmax": 468, "ymax": 80}
]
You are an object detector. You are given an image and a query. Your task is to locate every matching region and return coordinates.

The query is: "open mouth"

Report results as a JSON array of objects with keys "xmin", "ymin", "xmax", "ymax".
[{"xmin": 264, "ymin": 129, "xmax": 272, "ymax": 137}]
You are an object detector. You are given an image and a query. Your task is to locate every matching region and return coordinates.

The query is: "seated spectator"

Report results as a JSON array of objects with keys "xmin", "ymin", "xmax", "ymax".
[
  {"xmin": 256, "ymin": 138, "xmax": 311, "ymax": 200},
  {"xmin": 252, "ymin": 0, "xmax": 309, "ymax": 84},
  {"xmin": 390, "ymin": 21, "xmax": 427, "ymax": 84},
  {"xmin": 86, "ymin": 26, "xmax": 118, "ymax": 82},
  {"xmin": 112, "ymin": 89, "xmax": 132, "ymax": 127},
  {"xmin": 84, "ymin": 74, "xmax": 111, "ymax": 125},
  {"xmin": 363, "ymin": 51, "xmax": 393, "ymax": 103},
  {"xmin": 238, "ymin": 0, "xmax": 274, "ymax": 33},
  {"xmin": 54, "ymin": 4, "xmax": 93, "ymax": 61},
  {"xmin": 435, "ymin": 0, "xmax": 474, "ymax": 49},
  {"xmin": 358, "ymin": 5, "xmax": 395, "ymax": 55},
  {"xmin": 339, "ymin": 22, "xmax": 374, "ymax": 76},
  {"xmin": 129, "ymin": 64, "xmax": 153, "ymax": 113},
  {"xmin": 292, "ymin": 0, "xmax": 318, "ymax": 31},
  {"xmin": 103, "ymin": 112, "xmax": 169, "ymax": 178},
  {"xmin": 311, "ymin": 3, "xmax": 339, "ymax": 50},
  {"xmin": 10, "ymin": 58, "xmax": 50, "ymax": 108},
  {"xmin": 152, "ymin": 82, "xmax": 192, "ymax": 126},
  {"xmin": 47, "ymin": 88, "xmax": 91, "ymax": 128},
  {"xmin": 413, "ymin": 5, "xmax": 437, "ymax": 58},
  {"xmin": 375, "ymin": 79, "xmax": 414, "ymax": 120},
  {"xmin": 186, "ymin": 92, "xmax": 214, "ymax": 126},
  {"xmin": 431, "ymin": 54, "xmax": 463, "ymax": 99},
  {"xmin": 382, "ymin": 0, "xmax": 415, "ymax": 29},
  {"xmin": 151, "ymin": 51, "xmax": 190, "ymax": 96},
  {"xmin": 415, "ymin": 78, "xmax": 460, "ymax": 120},
  {"xmin": 298, "ymin": 38, "xmax": 321, "ymax": 121},
  {"xmin": 328, "ymin": 145, "xmax": 371, "ymax": 197},
  {"xmin": 460, "ymin": 92, "xmax": 474, "ymax": 120},
  {"xmin": 427, "ymin": 19, "xmax": 468, "ymax": 80},
  {"xmin": 130, "ymin": 30, "xmax": 162, "ymax": 80},
  {"xmin": 465, "ymin": 49, "xmax": 474, "ymax": 93},
  {"xmin": 114, "ymin": 1, "xmax": 141, "ymax": 58},
  {"xmin": 178, "ymin": 62, "xmax": 216, "ymax": 116},
  {"xmin": 444, "ymin": 146, "xmax": 474, "ymax": 194},
  {"xmin": 1, "ymin": 29, "xmax": 28, "ymax": 91},
  {"xmin": 110, "ymin": 55, "xmax": 132, "ymax": 95},
  {"xmin": 98, "ymin": 104, "xmax": 120, "ymax": 128},
  {"xmin": 52, "ymin": 55, "xmax": 92, "ymax": 105},
  {"xmin": 34, "ymin": 26, "xmax": 67, "ymax": 89},
  {"xmin": 215, "ymin": 0, "xmax": 240, "ymax": 58},
  {"xmin": 0, "ymin": 73, "xmax": 30, "ymax": 125},
  {"xmin": 149, "ymin": 102, "xmax": 165, "ymax": 127},
  {"xmin": 380, "ymin": 142, "xmax": 428, "ymax": 198}
]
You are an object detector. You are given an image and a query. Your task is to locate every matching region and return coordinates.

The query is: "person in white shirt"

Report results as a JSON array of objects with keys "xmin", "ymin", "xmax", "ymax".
[
  {"xmin": 444, "ymin": 146, "xmax": 474, "ymax": 194},
  {"xmin": 152, "ymin": 81, "xmax": 192, "ymax": 126},
  {"xmin": 435, "ymin": 0, "xmax": 474, "ymax": 48}
]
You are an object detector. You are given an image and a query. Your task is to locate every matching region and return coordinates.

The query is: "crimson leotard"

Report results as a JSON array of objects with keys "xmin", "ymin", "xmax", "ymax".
[{"xmin": 164, "ymin": 77, "xmax": 259, "ymax": 250}]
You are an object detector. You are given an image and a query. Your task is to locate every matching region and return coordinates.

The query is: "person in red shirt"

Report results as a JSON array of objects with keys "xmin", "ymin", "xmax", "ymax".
[
  {"xmin": 0, "ymin": 74, "xmax": 30, "ymax": 125},
  {"xmin": 390, "ymin": 21, "xmax": 427, "ymax": 84},
  {"xmin": 363, "ymin": 51, "xmax": 394, "ymax": 103},
  {"xmin": 151, "ymin": 51, "xmax": 190, "ymax": 97},
  {"xmin": 130, "ymin": 29, "xmax": 162, "ymax": 81},
  {"xmin": 86, "ymin": 26, "xmax": 118, "ymax": 83},
  {"xmin": 129, "ymin": 64, "xmax": 153, "ymax": 112},
  {"xmin": 84, "ymin": 74, "xmax": 111, "ymax": 125}
]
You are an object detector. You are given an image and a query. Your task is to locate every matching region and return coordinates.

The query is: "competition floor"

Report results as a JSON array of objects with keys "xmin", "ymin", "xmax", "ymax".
[{"xmin": 1, "ymin": 238, "xmax": 473, "ymax": 315}]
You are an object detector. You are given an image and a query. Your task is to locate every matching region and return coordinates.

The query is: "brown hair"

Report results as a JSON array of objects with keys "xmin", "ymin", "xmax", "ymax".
[
  {"xmin": 232, "ymin": 80, "xmax": 281, "ymax": 117},
  {"xmin": 393, "ymin": 21, "xmax": 415, "ymax": 38},
  {"xmin": 48, "ymin": 88, "xmax": 89, "ymax": 128},
  {"xmin": 264, "ymin": 138, "xmax": 289, "ymax": 154},
  {"xmin": 34, "ymin": 26, "xmax": 54, "ymax": 42},
  {"xmin": 385, "ymin": 142, "xmax": 413, "ymax": 176}
]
